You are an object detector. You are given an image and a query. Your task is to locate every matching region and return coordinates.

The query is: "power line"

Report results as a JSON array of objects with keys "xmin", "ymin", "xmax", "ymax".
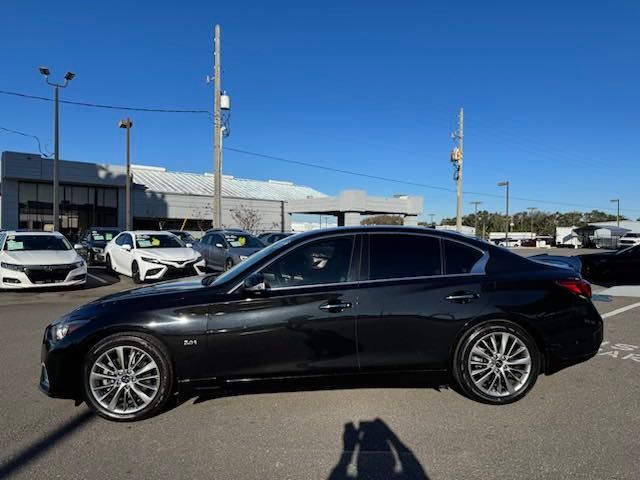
[
  {"xmin": 0, "ymin": 126, "xmax": 51, "ymax": 157},
  {"xmin": 224, "ymin": 146, "xmax": 640, "ymax": 214},
  {"xmin": 0, "ymin": 89, "xmax": 212, "ymax": 116}
]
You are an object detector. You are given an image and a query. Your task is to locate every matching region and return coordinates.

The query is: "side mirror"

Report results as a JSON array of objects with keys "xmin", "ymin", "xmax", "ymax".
[
  {"xmin": 122, "ymin": 244, "xmax": 132, "ymax": 251},
  {"xmin": 243, "ymin": 272, "xmax": 267, "ymax": 293},
  {"xmin": 73, "ymin": 244, "xmax": 83, "ymax": 250},
  {"xmin": 215, "ymin": 243, "xmax": 225, "ymax": 249},
  {"xmin": 185, "ymin": 243, "xmax": 193, "ymax": 248}
]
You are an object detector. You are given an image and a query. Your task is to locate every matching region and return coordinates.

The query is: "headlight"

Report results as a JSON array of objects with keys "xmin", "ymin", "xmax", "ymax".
[
  {"xmin": 239, "ymin": 255, "xmax": 248, "ymax": 261},
  {"xmin": 53, "ymin": 320, "xmax": 89, "ymax": 342},
  {"xmin": 72, "ymin": 260, "xmax": 85, "ymax": 269},
  {"xmin": 91, "ymin": 247, "xmax": 104, "ymax": 253},
  {"xmin": 194, "ymin": 255, "xmax": 203, "ymax": 262},
  {"xmin": 1, "ymin": 262, "xmax": 26, "ymax": 272},
  {"xmin": 141, "ymin": 256, "xmax": 160, "ymax": 264}
]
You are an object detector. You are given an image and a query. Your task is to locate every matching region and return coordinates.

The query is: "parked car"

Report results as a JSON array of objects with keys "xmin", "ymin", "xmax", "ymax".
[
  {"xmin": 618, "ymin": 232, "xmax": 640, "ymax": 248},
  {"xmin": 579, "ymin": 243, "xmax": 640, "ymax": 282},
  {"xmin": 0, "ymin": 231, "xmax": 86, "ymax": 289},
  {"xmin": 194, "ymin": 229, "xmax": 265, "ymax": 271},
  {"xmin": 258, "ymin": 231, "xmax": 294, "ymax": 244},
  {"xmin": 75, "ymin": 227, "xmax": 121, "ymax": 265},
  {"xmin": 40, "ymin": 226, "xmax": 602, "ymax": 421},
  {"xmin": 104, "ymin": 231, "xmax": 206, "ymax": 283},
  {"xmin": 167, "ymin": 230, "xmax": 197, "ymax": 244}
]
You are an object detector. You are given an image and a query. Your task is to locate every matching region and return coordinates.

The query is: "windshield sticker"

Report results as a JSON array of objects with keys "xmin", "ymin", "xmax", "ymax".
[
  {"xmin": 6, "ymin": 241, "xmax": 24, "ymax": 251},
  {"xmin": 137, "ymin": 239, "xmax": 152, "ymax": 248},
  {"xmin": 92, "ymin": 234, "xmax": 105, "ymax": 241},
  {"xmin": 151, "ymin": 238, "xmax": 161, "ymax": 246}
]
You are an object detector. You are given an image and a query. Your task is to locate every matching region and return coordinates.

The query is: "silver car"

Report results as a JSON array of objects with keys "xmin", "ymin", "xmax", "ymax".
[{"xmin": 194, "ymin": 230, "xmax": 265, "ymax": 271}]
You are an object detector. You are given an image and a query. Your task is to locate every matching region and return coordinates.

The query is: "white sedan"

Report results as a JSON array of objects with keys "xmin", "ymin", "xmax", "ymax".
[
  {"xmin": 105, "ymin": 231, "xmax": 206, "ymax": 283},
  {"xmin": 0, "ymin": 231, "xmax": 87, "ymax": 290}
]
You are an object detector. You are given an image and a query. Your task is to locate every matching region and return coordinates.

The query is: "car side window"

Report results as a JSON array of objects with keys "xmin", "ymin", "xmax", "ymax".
[
  {"xmin": 119, "ymin": 234, "xmax": 133, "ymax": 248},
  {"xmin": 115, "ymin": 234, "xmax": 126, "ymax": 246},
  {"xmin": 369, "ymin": 234, "xmax": 441, "ymax": 280},
  {"xmin": 199, "ymin": 234, "xmax": 211, "ymax": 246},
  {"xmin": 261, "ymin": 236, "xmax": 355, "ymax": 288},
  {"xmin": 210, "ymin": 234, "xmax": 225, "ymax": 248},
  {"xmin": 444, "ymin": 240, "xmax": 485, "ymax": 274}
]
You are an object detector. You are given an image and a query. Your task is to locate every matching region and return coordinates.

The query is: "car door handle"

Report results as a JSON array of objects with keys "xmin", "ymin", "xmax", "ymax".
[
  {"xmin": 445, "ymin": 292, "xmax": 480, "ymax": 303},
  {"xmin": 319, "ymin": 302, "xmax": 352, "ymax": 313}
]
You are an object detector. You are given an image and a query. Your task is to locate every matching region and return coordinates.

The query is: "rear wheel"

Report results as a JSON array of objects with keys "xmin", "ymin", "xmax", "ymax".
[
  {"xmin": 131, "ymin": 261, "xmax": 142, "ymax": 284},
  {"xmin": 453, "ymin": 320, "xmax": 540, "ymax": 405},
  {"xmin": 83, "ymin": 333, "xmax": 173, "ymax": 421}
]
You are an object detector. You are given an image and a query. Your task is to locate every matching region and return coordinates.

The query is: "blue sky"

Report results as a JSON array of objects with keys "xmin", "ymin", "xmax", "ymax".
[{"xmin": 1, "ymin": 0, "xmax": 639, "ymax": 222}]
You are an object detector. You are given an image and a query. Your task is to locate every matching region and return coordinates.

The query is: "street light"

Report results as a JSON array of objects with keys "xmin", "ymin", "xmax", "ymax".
[
  {"xmin": 470, "ymin": 201, "xmax": 482, "ymax": 237},
  {"xmin": 497, "ymin": 181, "xmax": 510, "ymax": 245},
  {"xmin": 610, "ymin": 199, "xmax": 620, "ymax": 228},
  {"xmin": 39, "ymin": 66, "xmax": 76, "ymax": 232},
  {"xmin": 119, "ymin": 118, "xmax": 133, "ymax": 230}
]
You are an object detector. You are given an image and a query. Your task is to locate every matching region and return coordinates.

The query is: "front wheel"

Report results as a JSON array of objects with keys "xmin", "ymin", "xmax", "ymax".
[
  {"xmin": 224, "ymin": 258, "xmax": 234, "ymax": 271},
  {"xmin": 453, "ymin": 320, "xmax": 540, "ymax": 405},
  {"xmin": 131, "ymin": 261, "xmax": 142, "ymax": 284},
  {"xmin": 83, "ymin": 333, "xmax": 174, "ymax": 421}
]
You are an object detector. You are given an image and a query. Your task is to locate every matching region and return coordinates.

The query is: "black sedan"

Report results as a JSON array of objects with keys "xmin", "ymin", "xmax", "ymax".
[
  {"xmin": 74, "ymin": 227, "xmax": 122, "ymax": 265},
  {"xmin": 579, "ymin": 244, "xmax": 640, "ymax": 283},
  {"xmin": 40, "ymin": 226, "xmax": 602, "ymax": 421}
]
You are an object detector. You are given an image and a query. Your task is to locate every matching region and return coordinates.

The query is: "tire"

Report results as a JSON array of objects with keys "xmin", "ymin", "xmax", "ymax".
[
  {"xmin": 105, "ymin": 255, "xmax": 116, "ymax": 275},
  {"xmin": 132, "ymin": 261, "xmax": 142, "ymax": 284},
  {"xmin": 224, "ymin": 258, "xmax": 234, "ymax": 271},
  {"xmin": 453, "ymin": 320, "xmax": 540, "ymax": 405},
  {"xmin": 82, "ymin": 333, "xmax": 174, "ymax": 422}
]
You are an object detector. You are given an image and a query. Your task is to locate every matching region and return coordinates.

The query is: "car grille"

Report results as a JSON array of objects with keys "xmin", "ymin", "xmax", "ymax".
[
  {"xmin": 24, "ymin": 265, "xmax": 74, "ymax": 284},
  {"xmin": 164, "ymin": 265, "xmax": 197, "ymax": 278}
]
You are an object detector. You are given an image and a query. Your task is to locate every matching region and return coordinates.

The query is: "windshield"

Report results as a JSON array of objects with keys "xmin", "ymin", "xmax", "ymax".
[
  {"xmin": 135, "ymin": 234, "xmax": 185, "ymax": 249},
  {"xmin": 172, "ymin": 232, "xmax": 195, "ymax": 242},
  {"xmin": 90, "ymin": 230, "xmax": 120, "ymax": 242},
  {"xmin": 224, "ymin": 233, "xmax": 264, "ymax": 249},
  {"xmin": 3, "ymin": 235, "xmax": 72, "ymax": 252},
  {"xmin": 204, "ymin": 236, "xmax": 293, "ymax": 286},
  {"xmin": 617, "ymin": 244, "xmax": 640, "ymax": 255}
]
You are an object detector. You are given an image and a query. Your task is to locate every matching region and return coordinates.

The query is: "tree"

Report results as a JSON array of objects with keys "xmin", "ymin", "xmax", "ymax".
[
  {"xmin": 361, "ymin": 215, "xmax": 404, "ymax": 226},
  {"xmin": 230, "ymin": 205, "xmax": 264, "ymax": 234}
]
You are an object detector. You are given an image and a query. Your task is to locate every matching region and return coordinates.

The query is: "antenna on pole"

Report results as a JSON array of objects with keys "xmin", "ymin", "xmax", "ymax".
[{"xmin": 451, "ymin": 107, "xmax": 464, "ymax": 232}]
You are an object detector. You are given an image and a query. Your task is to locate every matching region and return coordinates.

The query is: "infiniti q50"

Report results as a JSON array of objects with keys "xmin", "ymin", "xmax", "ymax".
[{"xmin": 40, "ymin": 226, "xmax": 603, "ymax": 421}]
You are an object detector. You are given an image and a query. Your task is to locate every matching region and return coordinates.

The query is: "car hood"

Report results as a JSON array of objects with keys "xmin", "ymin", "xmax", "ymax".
[
  {"xmin": 1, "ymin": 250, "xmax": 80, "ymax": 265},
  {"xmin": 136, "ymin": 248, "xmax": 200, "ymax": 261},
  {"xmin": 89, "ymin": 276, "xmax": 218, "ymax": 305}
]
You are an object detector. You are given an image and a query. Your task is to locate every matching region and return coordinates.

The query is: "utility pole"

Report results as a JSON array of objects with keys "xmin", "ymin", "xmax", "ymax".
[
  {"xmin": 212, "ymin": 24, "xmax": 222, "ymax": 229},
  {"xmin": 450, "ymin": 108, "xmax": 464, "ymax": 232},
  {"xmin": 119, "ymin": 118, "xmax": 133, "ymax": 230},
  {"xmin": 428, "ymin": 213, "xmax": 435, "ymax": 226},
  {"xmin": 470, "ymin": 201, "xmax": 482, "ymax": 237},
  {"xmin": 610, "ymin": 198, "xmax": 620, "ymax": 228},
  {"xmin": 527, "ymin": 207, "xmax": 537, "ymax": 239},
  {"xmin": 39, "ymin": 67, "xmax": 75, "ymax": 232},
  {"xmin": 498, "ymin": 181, "xmax": 510, "ymax": 245}
]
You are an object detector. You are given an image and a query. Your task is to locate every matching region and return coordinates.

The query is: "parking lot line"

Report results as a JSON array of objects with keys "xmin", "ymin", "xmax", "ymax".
[
  {"xmin": 601, "ymin": 301, "xmax": 640, "ymax": 319},
  {"xmin": 87, "ymin": 273, "xmax": 108, "ymax": 285}
]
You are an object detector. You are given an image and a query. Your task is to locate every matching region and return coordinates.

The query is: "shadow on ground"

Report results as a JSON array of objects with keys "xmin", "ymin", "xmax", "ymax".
[{"xmin": 0, "ymin": 410, "xmax": 94, "ymax": 478}]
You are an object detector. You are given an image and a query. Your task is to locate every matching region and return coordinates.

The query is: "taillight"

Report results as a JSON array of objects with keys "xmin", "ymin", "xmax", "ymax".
[{"xmin": 557, "ymin": 279, "xmax": 592, "ymax": 298}]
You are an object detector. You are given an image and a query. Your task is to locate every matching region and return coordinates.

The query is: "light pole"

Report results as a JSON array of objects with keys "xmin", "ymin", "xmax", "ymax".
[
  {"xmin": 527, "ymin": 207, "xmax": 537, "ymax": 239},
  {"xmin": 39, "ymin": 67, "xmax": 75, "ymax": 232},
  {"xmin": 498, "ymin": 181, "xmax": 510, "ymax": 244},
  {"xmin": 470, "ymin": 201, "xmax": 482, "ymax": 237},
  {"xmin": 428, "ymin": 213, "xmax": 435, "ymax": 226},
  {"xmin": 610, "ymin": 199, "xmax": 620, "ymax": 228},
  {"xmin": 119, "ymin": 118, "xmax": 133, "ymax": 230}
]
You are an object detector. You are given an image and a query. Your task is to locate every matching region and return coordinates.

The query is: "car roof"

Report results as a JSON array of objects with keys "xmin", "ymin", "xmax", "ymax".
[
  {"xmin": 122, "ymin": 230, "xmax": 176, "ymax": 235},
  {"xmin": 2, "ymin": 230, "xmax": 66, "ymax": 236}
]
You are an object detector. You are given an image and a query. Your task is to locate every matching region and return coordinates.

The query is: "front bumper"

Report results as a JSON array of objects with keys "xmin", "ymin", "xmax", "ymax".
[
  {"xmin": 39, "ymin": 325, "xmax": 82, "ymax": 399},
  {"xmin": 1, "ymin": 265, "xmax": 87, "ymax": 290},
  {"xmin": 140, "ymin": 259, "xmax": 206, "ymax": 281}
]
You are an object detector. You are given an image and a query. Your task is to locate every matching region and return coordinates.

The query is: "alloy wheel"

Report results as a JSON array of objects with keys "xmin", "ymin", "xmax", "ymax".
[
  {"xmin": 88, "ymin": 345, "xmax": 160, "ymax": 415},
  {"xmin": 467, "ymin": 332, "xmax": 532, "ymax": 398}
]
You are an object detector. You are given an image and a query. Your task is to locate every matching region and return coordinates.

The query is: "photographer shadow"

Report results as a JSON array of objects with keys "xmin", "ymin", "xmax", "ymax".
[{"xmin": 328, "ymin": 418, "xmax": 429, "ymax": 480}]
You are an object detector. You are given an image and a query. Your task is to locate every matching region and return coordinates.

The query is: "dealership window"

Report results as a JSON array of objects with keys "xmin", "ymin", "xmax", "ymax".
[{"xmin": 18, "ymin": 182, "xmax": 118, "ymax": 237}]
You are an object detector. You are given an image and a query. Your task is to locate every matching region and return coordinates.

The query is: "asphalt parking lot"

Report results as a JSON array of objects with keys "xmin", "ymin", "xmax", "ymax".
[{"xmin": 1, "ymin": 257, "xmax": 639, "ymax": 479}]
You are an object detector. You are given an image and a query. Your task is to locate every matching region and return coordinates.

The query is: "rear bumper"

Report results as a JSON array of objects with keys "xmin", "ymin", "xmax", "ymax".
[{"xmin": 545, "ymin": 307, "xmax": 604, "ymax": 374}]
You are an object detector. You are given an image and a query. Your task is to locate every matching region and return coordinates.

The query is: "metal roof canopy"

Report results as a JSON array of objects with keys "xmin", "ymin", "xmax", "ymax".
[
  {"xmin": 286, "ymin": 190, "xmax": 423, "ymax": 216},
  {"xmin": 574, "ymin": 225, "xmax": 631, "ymax": 236}
]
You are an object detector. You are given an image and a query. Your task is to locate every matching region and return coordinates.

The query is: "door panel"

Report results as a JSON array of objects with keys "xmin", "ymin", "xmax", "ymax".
[
  {"xmin": 356, "ymin": 276, "xmax": 490, "ymax": 371},
  {"xmin": 204, "ymin": 286, "xmax": 361, "ymax": 378}
]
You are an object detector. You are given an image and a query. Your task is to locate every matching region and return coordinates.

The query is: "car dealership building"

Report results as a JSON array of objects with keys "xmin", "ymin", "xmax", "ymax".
[{"xmin": 0, "ymin": 151, "xmax": 423, "ymax": 237}]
